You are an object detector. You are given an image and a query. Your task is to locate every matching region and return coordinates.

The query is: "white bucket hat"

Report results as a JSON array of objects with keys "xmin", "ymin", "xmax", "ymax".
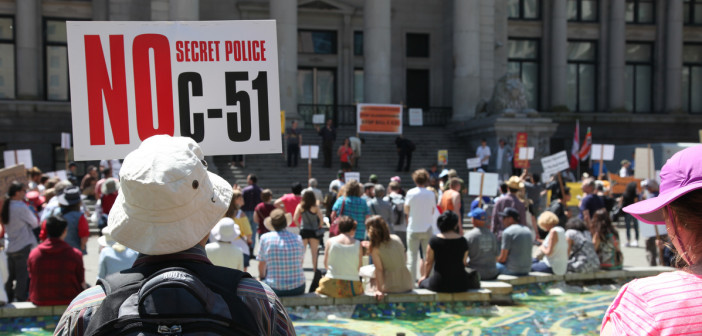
[
  {"xmin": 105, "ymin": 135, "xmax": 233, "ymax": 255},
  {"xmin": 211, "ymin": 218, "xmax": 240, "ymax": 243}
]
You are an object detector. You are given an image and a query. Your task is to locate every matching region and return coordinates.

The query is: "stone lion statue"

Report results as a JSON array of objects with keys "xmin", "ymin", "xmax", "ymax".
[{"xmin": 475, "ymin": 73, "xmax": 537, "ymax": 117}]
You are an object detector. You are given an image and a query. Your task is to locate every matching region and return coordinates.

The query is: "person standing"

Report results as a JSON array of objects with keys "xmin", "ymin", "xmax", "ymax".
[
  {"xmin": 619, "ymin": 159, "xmax": 631, "ymax": 177},
  {"xmin": 331, "ymin": 180, "xmax": 371, "ymax": 240},
  {"xmin": 439, "ymin": 178, "xmax": 462, "ymax": 215},
  {"xmin": 368, "ymin": 185, "xmax": 393, "ymax": 227},
  {"xmin": 349, "ymin": 136, "xmax": 363, "ymax": 169},
  {"xmin": 337, "ymin": 138, "xmax": 354, "ymax": 171},
  {"xmin": 476, "ymin": 139, "xmax": 491, "ymax": 172},
  {"xmin": 2, "ymin": 182, "xmax": 39, "ymax": 302},
  {"xmin": 316, "ymin": 119, "xmax": 336, "ymax": 168},
  {"xmin": 242, "ymin": 174, "xmax": 262, "ymax": 253},
  {"xmin": 496, "ymin": 139, "xmax": 512, "ymax": 181},
  {"xmin": 286, "ymin": 120, "xmax": 301, "ymax": 167},
  {"xmin": 395, "ymin": 136, "xmax": 415, "ymax": 172},
  {"xmin": 404, "ymin": 169, "xmax": 436, "ymax": 282}
]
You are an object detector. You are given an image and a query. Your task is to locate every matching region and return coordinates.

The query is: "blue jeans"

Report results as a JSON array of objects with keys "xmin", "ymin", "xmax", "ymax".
[
  {"xmin": 244, "ymin": 210, "xmax": 257, "ymax": 250},
  {"xmin": 531, "ymin": 258, "xmax": 553, "ymax": 273},
  {"xmin": 624, "ymin": 213, "xmax": 638, "ymax": 241},
  {"xmin": 496, "ymin": 262, "xmax": 528, "ymax": 276},
  {"xmin": 272, "ymin": 284, "xmax": 305, "ymax": 297}
]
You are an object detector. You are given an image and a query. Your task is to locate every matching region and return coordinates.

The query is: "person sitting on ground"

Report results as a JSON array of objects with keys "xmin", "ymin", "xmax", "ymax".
[
  {"xmin": 531, "ymin": 211, "xmax": 568, "ymax": 275},
  {"xmin": 293, "ymin": 190, "xmax": 324, "ymax": 272},
  {"xmin": 206, "ymin": 217, "xmax": 244, "ymax": 271},
  {"xmin": 564, "ymin": 218, "xmax": 599, "ymax": 273},
  {"xmin": 361, "ymin": 216, "xmax": 413, "ymax": 300},
  {"xmin": 464, "ymin": 208, "xmax": 499, "ymax": 280},
  {"xmin": 601, "ymin": 144, "xmax": 702, "ymax": 335},
  {"xmin": 258, "ymin": 209, "xmax": 305, "ymax": 297},
  {"xmin": 54, "ymin": 135, "xmax": 294, "ymax": 335},
  {"xmin": 418, "ymin": 211, "xmax": 479, "ymax": 292},
  {"xmin": 97, "ymin": 227, "xmax": 138, "ymax": 280},
  {"xmin": 316, "ymin": 216, "xmax": 364, "ymax": 298},
  {"xmin": 28, "ymin": 215, "xmax": 86, "ymax": 306},
  {"xmin": 496, "ymin": 207, "xmax": 533, "ymax": 276},
  {"xmin": 591, "ymin": 208, "xmax": 623, "ymax": 270}
]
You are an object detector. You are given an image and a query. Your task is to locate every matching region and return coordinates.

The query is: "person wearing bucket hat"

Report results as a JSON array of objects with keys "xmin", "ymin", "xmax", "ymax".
[
  {"xmin": 55, "ymin": 135, "xmax": 295, "ymax": 336},
  {"xmin": 206, "ymin": 219, "xmax": 244, "ymax": 272},
  {"xmin": 601, "ymin": 144, "xmax": 702, "ymax": 335},
  {"xmin": 491, "ymin": 176, "xmax": 527, "ymax": 241},
  {"xmin": 96, "ymin": 227, "xmax": 137, "ymax": 280},
  {"xmin": 258, "ymin": 209, "xmax": 305, "ymax": 297},
  {"xmin": 47, "ymin": 186, "xmax": 90, "ymax": 255}
]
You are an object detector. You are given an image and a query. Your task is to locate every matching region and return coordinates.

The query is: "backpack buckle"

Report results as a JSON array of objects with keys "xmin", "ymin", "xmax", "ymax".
[{"xmin": 157, "ymin": 324, "xmax": 182, "ymax": 334}]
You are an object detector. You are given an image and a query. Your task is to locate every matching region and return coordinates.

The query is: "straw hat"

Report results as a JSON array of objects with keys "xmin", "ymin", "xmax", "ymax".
[
  {"xmin": 263, "ymin": 209, "xmax": 293, "ymax": 232},
  {"xmin": 506, "ymin": 176, "xmax": 524, "ymax": 190}
]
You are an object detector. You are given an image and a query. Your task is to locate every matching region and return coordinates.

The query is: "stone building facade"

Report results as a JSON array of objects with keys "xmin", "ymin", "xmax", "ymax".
[{"xmin": 1, "ymin": 0, "xmax": 701, "ymax": 170}]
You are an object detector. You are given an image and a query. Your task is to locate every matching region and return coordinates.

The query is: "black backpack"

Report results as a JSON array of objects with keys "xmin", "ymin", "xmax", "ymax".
[{"xmin": 84, "ymin": 261, "xmax": 260, "ymax": 336}]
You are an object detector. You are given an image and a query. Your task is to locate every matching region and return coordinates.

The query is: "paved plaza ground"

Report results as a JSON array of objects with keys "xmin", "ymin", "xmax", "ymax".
[{"xmin": 82, "ymin": 224, "xmax": 656, "ymax": 289}]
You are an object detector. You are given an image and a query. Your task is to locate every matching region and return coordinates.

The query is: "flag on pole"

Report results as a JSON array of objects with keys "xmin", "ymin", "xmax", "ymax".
[
  {"xmin": 570, "ymin": 120, "xmax": 580, "ymax": 170},
  {"xmin": 579, "ymin": 127, "xmax": 592, "ymax": 161}
]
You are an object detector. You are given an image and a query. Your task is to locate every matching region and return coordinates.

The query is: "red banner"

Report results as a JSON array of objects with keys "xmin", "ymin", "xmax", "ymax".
[{"xmin": 513, "ymin": 132, "xmax": 529, "ymax": 169}]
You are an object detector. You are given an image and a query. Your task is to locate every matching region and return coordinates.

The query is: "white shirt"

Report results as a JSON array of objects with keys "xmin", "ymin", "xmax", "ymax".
[
  {"xmin": 405, "ymin": 187, "xmax": 436, "ymax": 233},
  {"xmin": 619, "ymin": 167, "xmax": 628, "ymax": 177},
  {"xmin": 100, "ymin": 159, "xmax": 121, "ymax": 179},
  {"xmin": 206, "ymin": 242, "xmax": 244, "ymax": 271},
  {"xmin": 349, "ymin": 137, "xmax": 362, "ymax": 156},
  {"xmin": 543, "ymin": 226, "xmax": 568, "ymax": 275},
  {"xmin": 477, "ymin": 145, "xmax": 491, "ymax": 165},
  {"xmin": 497, "ymin": 146, "xmax": 505, "ymax": 170},
  {"xmin": 329, "ymin": 179, "xmax": 345, "ymax": 193}
]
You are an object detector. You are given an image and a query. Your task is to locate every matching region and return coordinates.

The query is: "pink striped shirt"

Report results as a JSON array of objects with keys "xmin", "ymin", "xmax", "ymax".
[{"xmin": 602, "ymin": 271, "xmax": 702, "ymax": 335}]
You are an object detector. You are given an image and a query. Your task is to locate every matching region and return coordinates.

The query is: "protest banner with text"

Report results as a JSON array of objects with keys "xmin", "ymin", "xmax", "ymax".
[
  {"xmin": 67, "ymin": 20, "xmax": 281, "ymax": 160},
  {"xmin": 357, "ymin": 104, "xmax": 402, "ymax": 135}
]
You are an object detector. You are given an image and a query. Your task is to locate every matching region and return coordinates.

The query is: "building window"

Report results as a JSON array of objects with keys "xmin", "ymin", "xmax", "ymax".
[
  {"xmin": 567, "ymin": 0, "xmax": 598, "ymax": 22},
  {"xmin": 354, "ymin": 31, "xmax": 363, "ymax": 56},
  {"xmin": 406, "ymin": 69, "xmax": 429, "ymax": 108},
  {"xmin": 567, "ymin": 41, "xmax": 597, "ymax": 112},
  {"xmin": 508, "ymin": 0, "xmax": 540, "ymax": 20},
  {"xmin": 0, "ymin": 17, "xmax": 14, "ymax": 99},
  {"xmin": 406, "ymin": 33, "xmax": 429, "ymax": 58},
  {"xmin": 298, "ymin": 30, "xmax": 337, "ymax": 54},
  {"xmin": 684, "ymin": 0, "xmax": 702, "ymax": 25},
  {"xmin": 354, "ymin": 69, "xmax": 363, "ymax": 104},
  {"xmin": 625, "ymin": 43, "xmax": 653, "ymax": 113},
  {"xmin": 626, "ymin": 0, "xmax": 655, "ymax": 24},
  {"xmin": 297, "ymin": 67, "xmax": 336, "ymax": 105},
  {"xmin": 683, "ymin": 44, "xmax": 702, "ymax": 114},
  {"xmin": 507, "ymin": 39, "xmax": 540, "ymax": 109},
  {"xmin": 45, "ymin": 19, "xmax": 69, "ymax": 101}
]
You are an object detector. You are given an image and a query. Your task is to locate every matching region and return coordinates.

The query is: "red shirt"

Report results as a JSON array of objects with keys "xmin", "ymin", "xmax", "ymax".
[
  {"xmin": 28, "ymin": 238, "xmax": 84, "ymax": 306},
  {"xmin": 279, "ymin": 193, "xmax": 302, "ymax": 227},
  {"xmin": 101, "ymin": 192, "xmax": 118, "ymax": 215},
  {"xmin": 338, "ymin": 146, "xmax": 353, "ymax": 163},
  {"xmin": 39, "ymin": 214, "xmax": 89, "ymax": 242},
  {"xmin": 254, "ymin": 202, "xmax": 276, "ymax": 235}
]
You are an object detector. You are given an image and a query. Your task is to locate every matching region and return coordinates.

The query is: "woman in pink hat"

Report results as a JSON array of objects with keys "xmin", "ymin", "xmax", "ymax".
[{"xmin": 601, "ymin": 145, "xmax": 702, "ymax": 335}]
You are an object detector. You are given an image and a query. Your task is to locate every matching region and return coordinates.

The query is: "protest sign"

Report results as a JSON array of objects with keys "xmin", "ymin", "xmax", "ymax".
[
  {"xmin": 67, "ymin": 20, "xmax": 281, "ymax": 160},
  {"xmin": 312, "ymin": 114, "xmax": 325, "ymax": 124},
  {"xmin": 466, "ymin": 157, "xmax": 481, "ymax": 169},
  {"xmin": 61, "ymin": 133, "xmax": 72, "ymax": 149},
  {"xmin": 518, "ymin": 147, "xmax": 534, "ymax": 160},
  {"xmin": 591, "ymin": 144, "xmax": 615, "ymax": 161},
  {"xmin": 540, "ymin": 151, "xmax": 569, "ymax": 177},
  {"xmin": 300, "ymin": 145, "xmax": 319, "ymax": 159},
  {"xmin": 468, "ymin": 172, "xmax": 499, "ymax": 197},
  {"xmin": 0, "ymin": 165, "xmax": 28, "ymax": 197},
  {"xmin": 438, "ymin": 150, "xmax": 448, "ymax": 166},
  {"xmin": 45, "ymin": 170, "xmax": 69, "ymax": 181},
  {"xmin": 513, "ymin": 132, "xmax": 529, "ymax": 169},
  {"xmin": 344, "ymin": 172, "xmax": 360, "ymax": 182},
  {"xmin": 409, "ymin": 108, "xmax": 423, "ymax": 126},
  {"xmin": 634, "ymin": 147, "xmax": 655, "ymax": 180},
  {"xmin": 357, "ymin": 104, "xmax": 402, "ymax": 134},
  {"xmin": 3, "ymin": 150, "xmax": 32, "ymax": 169}
]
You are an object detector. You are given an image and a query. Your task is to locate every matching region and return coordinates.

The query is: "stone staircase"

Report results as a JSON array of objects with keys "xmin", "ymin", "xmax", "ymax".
[{"xmin": 214, "ymin": 126, "xmax": 475, "ymax": 198}]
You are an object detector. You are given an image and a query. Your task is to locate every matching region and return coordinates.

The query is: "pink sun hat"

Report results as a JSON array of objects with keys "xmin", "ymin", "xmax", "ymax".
[{"xmin": 624, "ymin": 144, "xmax": 702, "ymax": 224}]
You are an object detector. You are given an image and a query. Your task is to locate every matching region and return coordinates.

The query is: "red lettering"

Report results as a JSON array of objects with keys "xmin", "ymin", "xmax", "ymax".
[
  {"xmin": 233, "ymin": 41, "xmax": 242, "ymax": 61},
  {"xmin": 199, "ymin": 41, "xmax": 207, "ymax": 61},
  {"xmin": 225, "ymin": 41, "xmax": 232, "ymax": 61},
  {"xmin": 84, "ymin": 35, "xmax": 129, "ymax": 145},
  {"xmin": 252, "ymin": 41, "xmax": 260, "ymax": 61},
  {"xmin": 132, "ymin": 34, "xmax": 174, "ymax": 140},
  {"xmin": 184, "ymin": 41, "xmax": 191, "ymax": 62},
  {"xmin": 175, "ymin": 41, "xmax": 184, "ymax": 62},
  {"xmin": 214, "ymin": 41, "xmax": 220, "ymax": 61},
  {"xmin": 260, "ymin": 41, "xmax": 266, "ymax": 61},
  {"xmin": 247, "ymin": 41, "xmax": 252, "ymax": 61},
  {"xmin": 191, "ymin": 41, "xmax": 198, "ymax": 62}
]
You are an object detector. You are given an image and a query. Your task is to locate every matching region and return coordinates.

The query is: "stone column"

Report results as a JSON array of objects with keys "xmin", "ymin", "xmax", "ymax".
[
  {"xmin": 363, "ymin": 0, "xmax": 391, "ymax": 104},
  {"xmin": 16, "ymin": 0, "xmax": 41, "ymax": 99},
  {"xmin": 452, "ymin": 0, "xmax": 481, "ymax": 120},
  {"xmin": 665, "ymin": 0, "xmax": 683, "ymax": 114},
  {"xmin": 608, "ymin": 0, "xmax": 626, "ymax": 111},
  {"xmin": 169, "ymin": 0, "xmax": 199, "ymax": 20},
  {"xmin": 550, "ymin": 0, "xmax": 568, "ymax": 109},
  {"xmin": 271, "ymin": 0, "xmax": 299, "ymax": 119}
]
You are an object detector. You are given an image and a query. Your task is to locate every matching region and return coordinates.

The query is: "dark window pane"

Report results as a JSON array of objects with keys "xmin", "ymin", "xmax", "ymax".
[
  {"xmin": 684, "ymin": 1, "xmax": 692, "ymax": 24},
  {"xmin": 567, "ymin": 64, "xmax": 578, "ymax": 111},
  {"xmin": 625, "ymin": 65, "xmax": 635, "ymax": 112},
  {"xmin": 692, "ymin": 66, "xmax": 702, "ymax": 113},
  {"xmin": 635, "ymin": 66, "xmax": 652, "ymax": 112},
  {"xmin": 582, "ymin": 0, "xmax": 597, "ymax": 21},
  {"xmin": 626, "ymin": 43, "xmax": 652, "ymax": 62},
  {"xmin": 508, "ymin": 39, "xmax": 538, "ymax": 59},
  {"xmin": 638, "ymin": 1, "xmax": 654, "ymax": 23},
  {"xmin": 0, "ymin": 43, "xmax": 14, "ymax": 98},
  {"xmin": 695, "ymin": 4, "xmax": 702, "ymax": 24},
  {"xmin": 567, "ymin": 0, "xmax": 578, "ymax": 20},
  {"xmin": 354, "ymin": 69, "xmax": 363, "ymax": 104},
  {"xmin": 684, "ymin": 45, "xmax": 702, "ymax": 63},
  {"xmin": 508, "ymin": 0, "xmax": 520, "ymax": 18},
  {"xmin": 579, "ymin": 64, "xmax": 596, "ymax": 111},
  {"xmin": 524, "ymin": 0, "xmax": 540, "ymax": 19},
  {"xmin": 522, "ymin": 62, "xmax": 539, "ymax": 108},
  {"xmin": 354, "ymin": 31, "xmax": 363, "ymax": 56},
  {"xmin": 625, "ymin": 2, "xmax": 635, "ymax": 22},
  {"xmin": 46, "ymin": 20, "xmax": 67, "ymax": 43},
  {"xmin": 568, "ymin": 42, "xmax": 595, "ymax": 61},
  {"xmin": 298, "ymin": 30, "xmax": 337, "ymax": 54},
  {"xmin": 0, "ymin": 18, "xmax": 12, "ymax": 40},
  {"xmin": 46, "ymin": 45, "xmax": 68, "ymax": 100},
  {"xmin": 683, "ymin": 66, "xmax": 691, "ymax": 112},
  {"xmin": 406, "ymin": 69, "xmax": 430, "ymax": 108},
  {"xmin": 406, "ymin": 33, "xmax": 429, "ymax": 58}
]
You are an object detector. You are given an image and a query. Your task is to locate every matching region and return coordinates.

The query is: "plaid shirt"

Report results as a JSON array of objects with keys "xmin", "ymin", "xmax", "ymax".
[
  {"xmin": 28, "ymin": 238, "xmax": 84, "ymax": 306},
  {"xmin": 332, "ymin": 196, "xmax": 370, "ymax": 240},
  {"xmin": 258, "ymin": 230, "xmax": 305, "ymax": 291},
  {"xmin": 53, "ymin": 245, "xmax": 295, "ymax": 336}
]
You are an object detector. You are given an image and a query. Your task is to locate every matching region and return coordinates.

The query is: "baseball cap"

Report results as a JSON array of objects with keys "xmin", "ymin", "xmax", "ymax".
[
  {"xmin": 469, "ymin": 208, "xmax": 486, "ymax": 221},
  {"xmin": 498, "ymin": 207, "xmax": 520, "ymax": 221}
]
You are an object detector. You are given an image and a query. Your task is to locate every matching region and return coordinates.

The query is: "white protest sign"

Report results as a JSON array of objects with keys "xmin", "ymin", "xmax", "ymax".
[
  {"xmin": 634, "ymin": 147, "xmax": 655, "ymax": 179},
  {"xmin": 61, "ymin": 133, "xmax": 72, "ymax": 149},
  {"xmin": 468, "ymin": 172, "xmax": 499, "ymax": 197},
  {"xmin": 518, "ymin": 147, "xmax": 535, "ymax": 160},
  {"xmin": 344, "ymin": 172, "xmax": 360, "ymax": 183},
  {"xmin": 409, "ymin": 108, "xmax": 423, "ymax": 126},
  {"xmin": 300, "ymin": 145, "xmax": 319, "ymax": 159},
  {"xmin": 67, "ymin": 20, "xmax": 281, "ymax": 160},
  {"xmin": 46, "ymin": 170, "xmax": 68, "ymax": 181},
  {"xmin": 540, "ymin": 151, "xmax": 570, "ymax": 177},
  {"xmin": 3, "ymin": 150, "xmax": 33, "ymax": 169},
  {"xmin": 466, "ymin": 157, "xmax": 482, "ymax": 169},
  {"xmin": 591, "ymin": 144, "xmax": 615, "ymax": 161},
  {"xmin": 312, "ymin": 114, "xmax": 325, "ymax": 124}
]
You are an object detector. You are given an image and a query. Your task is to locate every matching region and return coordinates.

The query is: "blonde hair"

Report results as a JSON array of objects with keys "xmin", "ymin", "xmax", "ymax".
[{"xmin": 537, "ymin": 211, "xmax": 559, "ymax": 231}]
